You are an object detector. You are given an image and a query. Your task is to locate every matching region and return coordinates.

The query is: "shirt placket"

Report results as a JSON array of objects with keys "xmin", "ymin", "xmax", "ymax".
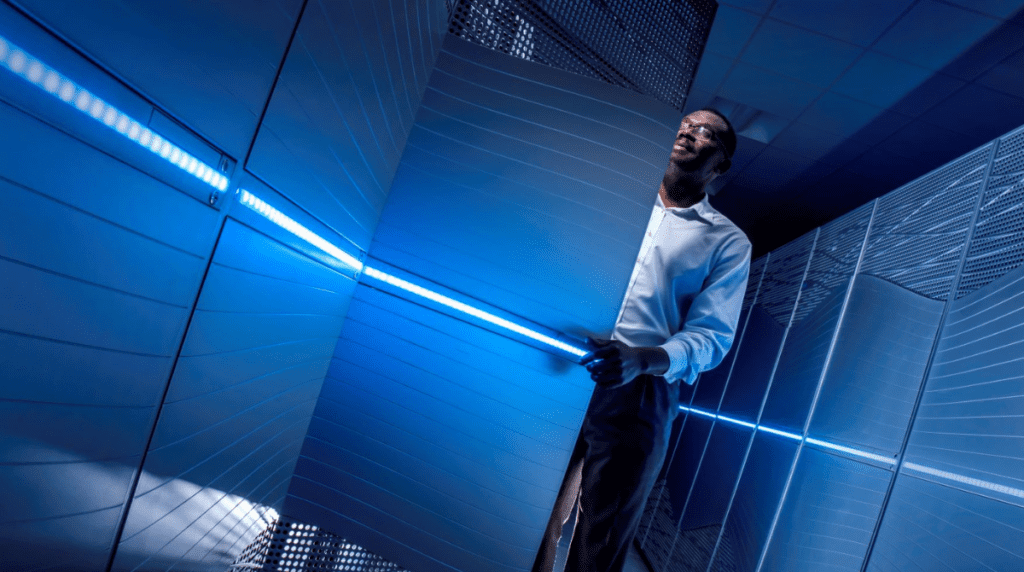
[{"xmin": 614, "ymin": 206, "xmax": 666, "ymax": 326}]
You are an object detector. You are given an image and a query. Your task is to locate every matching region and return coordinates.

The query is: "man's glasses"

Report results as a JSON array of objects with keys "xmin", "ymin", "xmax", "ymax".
[{"xmin": 680, "ymin": 123, "xmax": 730, "ymax": 157}]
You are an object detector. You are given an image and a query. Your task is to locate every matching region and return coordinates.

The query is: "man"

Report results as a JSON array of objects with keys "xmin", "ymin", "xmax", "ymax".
[{"xmin": 533, "ymin": 108, "xmax": 751, "ymax": 572}]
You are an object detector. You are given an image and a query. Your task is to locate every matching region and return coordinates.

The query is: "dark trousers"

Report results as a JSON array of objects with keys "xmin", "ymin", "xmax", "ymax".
[{"xmin": 533, "ymin": 375, "xmax": 679, "ymax": 572}]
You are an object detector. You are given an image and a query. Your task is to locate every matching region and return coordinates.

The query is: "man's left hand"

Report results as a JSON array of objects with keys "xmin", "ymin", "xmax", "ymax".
[{"xmin": 581, "ymin": 338, "xmax": 668, "ymax": 388}]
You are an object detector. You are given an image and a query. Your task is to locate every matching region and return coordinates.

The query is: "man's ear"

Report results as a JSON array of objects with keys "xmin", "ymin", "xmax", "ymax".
[{"xmin": 715, "ymin": 156, "xmax": 731, "ymax": 175}]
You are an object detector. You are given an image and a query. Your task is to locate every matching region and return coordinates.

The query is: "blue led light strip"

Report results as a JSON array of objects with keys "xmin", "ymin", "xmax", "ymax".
[
  {"xmin": 235, "ymin": 190, "xmax": 587, "ymax": 358},
  {"xmin": 237, "ymin": 190, "xmax": 363, "ymax": 271},
  {"xmin": 0, "ymin": 34, "xmax": 228, "ymax": 192},
  {"xmin": 903, "ymin": 462, "xmax": 1024, "ymax": 500},
  {"xmin": 361, "ymin": 266, "xmax": 587, "ymax": 357},
  {"xmin": 679, "ymin": 404, "xmax": 892, "ymax": 464}
]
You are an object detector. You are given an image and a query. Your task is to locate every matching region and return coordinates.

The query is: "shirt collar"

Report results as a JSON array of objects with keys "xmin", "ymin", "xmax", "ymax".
[{"xmin": 656, "ymin": 192, "xmax": 716, "ymax": 224}]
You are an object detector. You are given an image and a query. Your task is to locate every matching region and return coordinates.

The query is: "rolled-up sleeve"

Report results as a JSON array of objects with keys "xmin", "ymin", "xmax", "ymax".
[{"xmin": 659, "ymin": 234, "xmax": 752, "ymax": 384}]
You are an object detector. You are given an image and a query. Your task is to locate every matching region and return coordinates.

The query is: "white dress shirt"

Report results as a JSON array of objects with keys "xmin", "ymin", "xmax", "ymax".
[{"xmin": 612, "ymin": 193, "xmax": 752, "ymax": 385}]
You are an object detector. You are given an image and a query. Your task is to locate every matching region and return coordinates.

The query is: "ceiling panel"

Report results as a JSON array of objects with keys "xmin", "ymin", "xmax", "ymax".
[
  {"xmin": 942, "ymin": 17, "xmax": 1024, "ymax": 80},
  {"xmin": 831, "ymin": 51, "xmax": 934, "ymax": 108},
  {"xmin": 921, "ymin": 83, "xmax": 1024, "ymax": 142},
  {"xmin": 719, "ymin": 62, "xmax": 822, "ymax": 119},
  {"xmin": 718, "ymin": 0, "xmax": 773, "ymax": 16},
  {"xmin": 795, "ymin": 91, "xmax": 884, "ymax": 138},
  {"xmin": 976, "ymin": 49, "xmax": 1024, "ymax": 97},
  {"xmin": 740, "ymin": 19, "xmax": 863, "ymax": 88},
  {"xmin": 730, "ymin": 146, "xmax": 810, "ymax": 193},
  {"xmin": 873, "ymin": 1, "xmax": 1001, "ymax": 70},
  {"xmin": 889, "ymin": 72, "xmax": 967, "ymax": 118},
  {"xmin": 691, "ymin": 51, "xmax": 734, "ymax": 93},
  {"xmin": 705, "ymin": 5, "xmax": 761, "ymax": 58},
  {"xmin": 943, "ymin": 0, "xmax": 1024, "ymax": 18},
  {"xmin": 772, "ymin": 121, "xmax": 869, "ymax": 164},
  {"xmin": 769, "ymin": 0, "xmax": 916, "ymax": 46}
]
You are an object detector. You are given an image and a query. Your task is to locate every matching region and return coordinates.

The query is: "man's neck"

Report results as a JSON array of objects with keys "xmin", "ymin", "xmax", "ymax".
[{"xmin": 659, "ymin": 184, "xmax": 705, "ymax": 209}]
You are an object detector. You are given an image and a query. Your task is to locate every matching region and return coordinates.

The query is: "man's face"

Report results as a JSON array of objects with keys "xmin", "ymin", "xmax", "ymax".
[{"xmin": 668, "ymin": 110, "xmax": 729, "ymax": 179}]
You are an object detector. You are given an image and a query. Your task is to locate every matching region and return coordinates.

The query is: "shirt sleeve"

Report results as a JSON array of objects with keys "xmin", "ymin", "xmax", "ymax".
[{"xmin": 658, "ymin": 233, "xmax": 752, "ymax": 384}]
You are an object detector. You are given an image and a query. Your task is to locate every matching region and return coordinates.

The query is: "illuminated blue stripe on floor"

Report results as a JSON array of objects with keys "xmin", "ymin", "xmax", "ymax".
[{"xmin": 0, "ymin": 34, "xmax": 228, "ymax": 192}]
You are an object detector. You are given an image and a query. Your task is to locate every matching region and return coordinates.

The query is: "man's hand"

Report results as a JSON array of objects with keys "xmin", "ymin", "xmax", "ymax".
[{"xmin": 580, "ymin": 338, "xmax": 670, "ymax": 388}]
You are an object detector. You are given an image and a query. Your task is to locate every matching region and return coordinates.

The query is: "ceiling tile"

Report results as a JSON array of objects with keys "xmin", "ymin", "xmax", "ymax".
[
  {"xmin": 740, "ymin": 19, "xmax": 863, "ymax": 88},
  {"xmin": 683, "ymin": 88, "xmax": 716, "ymax": 112},
  {"xmin": 798, "ymin": 91, "xmax": 884, "ymax": 138},
  {"xmin": 942, "ymin": 19, "xmax": 1024, "ymax": 80},
  {"xmin": 729, "ymin": 146, "xmax": 810, "ymax": 193},
  {"xmin": 717, "ymin": 0, "xmax": 773, "ymax": 16},
  {"xmin": 874, "ymin": 1, "xmax": 1001, "ymax": 71},
  {"xmin": 831, "ymin": 51, "xmax": 933, "ymax": 108},
  {"xmin": 843, "ymin": 147, "xmax": 934, "ymax": 183},
  {"xmin": 976, "ymin": 48, "xmax": 1024, "ymax": 98},
  {"xmin": 921, "ymin": 83, "xmax": 1024, "ymax": 141},
  {"xmin": 705, "ymin": 5, "xmax": 763, "ymax": 59},
  {"xmin": 807, "ymin": 168, "xmax": 891, "ymax": 220},
  {"xmin": 724, "ymin": 134, "xmax": 767, "ymax": 174},
  {"xmin": 890, "ymin": 73, "xmax": 967, "ymax": 117},
  {"xmin": 847, "ymin": 110, "xmax": 915, "ymax": 146},
  {"xmin": 769, "ymin": 0, "xmax": 916, "ymax": 46},
  {"xmin": 718, "ymin": 63, "xmax": 823, "ymax": 119},
  {"xmin": 773, "ymin": 121, "xmax": 870, "ymax": 164},
  {"xmin": 941, "ymin": 0, "xmax": 1024, "ymax": 19},
  {"xmin": 691, "ymin": 52, "xmax": 734, "ymax": 93},
  {"xmin": 876, "ymin": 120, "xmax": 980, "ymax": 166}
]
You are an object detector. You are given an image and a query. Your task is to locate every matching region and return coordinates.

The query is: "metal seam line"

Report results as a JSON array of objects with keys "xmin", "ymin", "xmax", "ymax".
[{"xmin": 0, "ymin": 34, "xmax": 229, "ymax": 192}]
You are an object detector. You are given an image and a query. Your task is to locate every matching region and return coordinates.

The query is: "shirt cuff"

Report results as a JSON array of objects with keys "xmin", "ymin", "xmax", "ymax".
[{"xmin": 658, "ymin": 339, "xmax": 694, "ymax": 385}]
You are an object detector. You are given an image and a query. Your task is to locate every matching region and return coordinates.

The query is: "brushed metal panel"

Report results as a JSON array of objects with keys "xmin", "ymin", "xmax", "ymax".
[
  {"xmin": 761, "ymin": 447, "xmax": 890, "ymax": 572},
  {"xmin": 710, "ymin": 431, "xmax": 799, "ymax": 572},
  {"xmin": 905, "ymin": 262, "xmax": 1024, "ymax": 499},
  {"xmin": 867, "ymin": 473, "xmax": 1024, "ymax": 571},
  {"xmin": 14, "ymin": 0, "xmax": 304, "ymax": 158},
  {"xmin": 809, "ymin": 274, "xmax": 944, "ymax": 455}
]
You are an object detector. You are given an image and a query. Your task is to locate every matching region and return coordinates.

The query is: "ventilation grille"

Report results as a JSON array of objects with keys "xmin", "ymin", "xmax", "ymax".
[
  {"xmin": 860, "ymin": 145, "xmax": 992, "ymax": 301},
  {"xmin": 743, "ymin": 255, "xmax": 768, "ymax": 310},
  {"xmin": 957, "ymin": 126, "xmax": 1024, "ymax": 298},
  {"xmin": 757, "ymin": 232, "xmax": 815, "ymax": 326},
  {"xmin": 447, "ymin": 0, "xmax": 716, "ymax": 111},
  {"xmin": 231, "ymin": 516, "xmax": 410, "ymax": 572},
  {"xmin": 792, "ymin": 201, "xmax": 872, "ymax": 324}
]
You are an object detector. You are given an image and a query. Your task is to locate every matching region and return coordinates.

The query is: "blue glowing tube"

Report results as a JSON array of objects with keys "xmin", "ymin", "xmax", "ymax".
[
  {"xmin": 360, "ymin": 266, "xmax": 588, "ymax": 358},
  {"xmin": 0, "ymin": 34, "xmax": 228, "ymax": 192},
  {"xmin": 237, "ymin": 189, "xmax": 363, "ymax": 272}
]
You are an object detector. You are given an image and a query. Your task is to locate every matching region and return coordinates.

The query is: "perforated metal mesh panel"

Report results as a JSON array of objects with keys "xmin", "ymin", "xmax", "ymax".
[
  {"xmin": 860, "ymin": 145, "xmax": 992, "ymax": 301},
  {"xmin": 231, "ymin": 516, "xmax": 410, "ymax": 572},
  {"xmin": 957, "ymin": 125, "xmax": 1024, "ymax": 298},
  {"xmin": 743, "ymin": 255, "xmax": 768, "ymax": 310},
  {"xmin": 792, "ymin": 202, "xmax": 873, "ymax": 324},
  {"xmin": 447, "ymin": 0, "xmax": 716, "ymax": 111},
  {"xmin": 756, "ymin": 231, "xmax": 816, "ymax": 326}
]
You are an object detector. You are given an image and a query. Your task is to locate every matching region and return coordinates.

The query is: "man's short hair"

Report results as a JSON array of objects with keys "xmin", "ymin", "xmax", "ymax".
[{"xmin": 698, "ymin": 107, "xmax": 737, "ymax": 159}]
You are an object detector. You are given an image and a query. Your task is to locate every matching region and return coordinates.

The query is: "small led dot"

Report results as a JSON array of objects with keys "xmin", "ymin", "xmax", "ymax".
[
  {"xmin": 43, "ymin": 71, "xmax": 60, "ymax": 93},
  {"xmin": 27, "ymin": 60, "xmax": 44, "ymax": 83},
  {"xmin": 9, "ymin": 49, "xmax": 27, "ymax": 72},
  {"xmin": 89, "ymin": 100, "xmax": 105, "ymax": 119},
  {"xmin": 74, "ymin": 90, "xmax": 91, "ymax": 110},
  {"xmin": 58, "ymin": 81, "xmax": 75, "ymax": 102},
  {"xmin": 102, "ymin": 108, "xmax": 117, "ymax": 126}
]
